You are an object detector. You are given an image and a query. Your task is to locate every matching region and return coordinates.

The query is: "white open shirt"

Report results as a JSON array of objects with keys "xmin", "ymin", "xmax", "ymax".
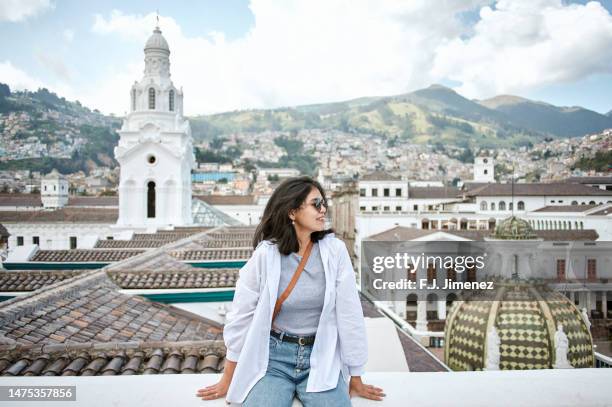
[{"xmin": 223, "ymin": 233, "xmax": 368, "ymax": 404}]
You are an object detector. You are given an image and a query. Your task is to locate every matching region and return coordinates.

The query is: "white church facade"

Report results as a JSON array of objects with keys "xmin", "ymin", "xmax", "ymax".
[{"xmin": 115, "ymin": 26, "xmax": 195, "ymax": 230}]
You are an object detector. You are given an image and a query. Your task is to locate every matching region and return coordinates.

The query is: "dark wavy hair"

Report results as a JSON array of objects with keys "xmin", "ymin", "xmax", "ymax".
[{"xmin": 253, "ymin": 176, "xmax": 334, "ymax": 255}]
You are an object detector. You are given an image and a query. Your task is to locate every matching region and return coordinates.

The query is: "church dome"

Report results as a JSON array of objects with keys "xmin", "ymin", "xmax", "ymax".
[
  {"xmin": 493, "ymin": 216, "xmax": 538, "ymax": 240},
  {"xmin": 144, "ymin": 27, "xmax": 170, "ymax": 53},
  {"xmin": 444, "ymin": 280, "xmax": 594, "ymax": 371}
]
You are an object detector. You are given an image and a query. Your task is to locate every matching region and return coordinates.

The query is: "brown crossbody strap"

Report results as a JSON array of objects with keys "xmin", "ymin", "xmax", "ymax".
[{"xmin": 272, "ymin": 240, "xmax": 314, "ymax": 323}]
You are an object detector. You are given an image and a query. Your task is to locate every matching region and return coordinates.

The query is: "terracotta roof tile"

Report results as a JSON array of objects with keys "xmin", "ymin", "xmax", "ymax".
[
  {"xmin": 409, "ymin": 186, "xmax": 461, "ymax": 199},
  {"xmin": 464, "ymin": 182, "xmax": 612, "ymax": 197},
  {"xmin": 108, "ymin": 269, "xmax": 239, "ymax": 289},
  {"xmin": 0, "ymin": 194, "xmax": 42, "ymax": 207},
  {"xmin": 0, "ymin": 271, "xmax": 223, "ymax": 347},
  {"xmin": 31, "ymin": 250, "xmax": 144, "ymax": 263},
  {"xmin": 0, "ymin": 270, "xmax": 82, "ymax": 291},
  {"xmin": 367, "ymin": 226, "xmax": 599, "ymax": 241},
  {"xmin": 0, "ymin": 208, "xmax": 118, "ymax": 223},
  {"xmin": 534, "ymin": 205, "xmax": 599, "ymax": 212},
  {"xmin": 170, "ymin": 248, "xmax": 252, "ymax": 261},
  {"xmin": 67, "ymin": 196, "xmax": 118, "ymax": 207},
  {"xmin": 360, "ymin": 171, "xmax": 402, "ymax": 181},
  {"xmin": 195, "ymin": 195, "xmax": 257, "ymax": 205}
]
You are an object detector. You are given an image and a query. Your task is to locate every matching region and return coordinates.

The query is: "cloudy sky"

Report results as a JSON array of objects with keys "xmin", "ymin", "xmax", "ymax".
[{"xmin": 1, "ymin": 0, "xmax": 612, "ymax": 116}]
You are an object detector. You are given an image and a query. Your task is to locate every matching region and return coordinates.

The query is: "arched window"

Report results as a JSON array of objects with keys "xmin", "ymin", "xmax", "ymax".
[
  {"xmin": 148, "ymin": 88, "xmax": 155, "ymax": 110},
  {"xmin": 571, "ymin": 201, "xmax": 578, "ymax": 205},
  {"xmin": 147, "ymin": 181, "xmax": 156, "ymax": 218},
  {"xmin": 589, "ymin": 201, "xmax": 596, "ymax": 205},
  {"xmin": 509, "ymin": 202, "xmax": 513, "ymax": 211},
  {"xmin": 499, "ymin": 201, "xmax": 506, "ymax": 211},
  {"xmin": 491, "ymin": 202, "xmax": 496, "ymax": 211},
  {"xmin": 132, "ymin": 89, "xmax": 136, "ymax": 111},
  {"xmin": 580, "ymin": 221, "xmax": 584, "ymax": 229},
  {"xmin": 169, "ymin": 89, "xmax": 174, "ymax": 111},
  {"xmin": 480, "ymin": 201, "xmax": 487, "ymax": 211},
  {"xmin": 518, "ymin": 201, "xmax": 525, "ymax": 210}
]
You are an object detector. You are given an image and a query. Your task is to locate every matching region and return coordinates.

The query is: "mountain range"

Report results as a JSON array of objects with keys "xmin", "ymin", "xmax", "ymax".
[{"xmin": 191, "ymin": 84, "xmax": 612, "ymax": 149}]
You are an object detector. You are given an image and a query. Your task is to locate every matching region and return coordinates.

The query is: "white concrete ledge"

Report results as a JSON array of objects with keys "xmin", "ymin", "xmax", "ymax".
[{"xmin": 1, "ymin": 369, "xmax": 611, "ymax": 406}]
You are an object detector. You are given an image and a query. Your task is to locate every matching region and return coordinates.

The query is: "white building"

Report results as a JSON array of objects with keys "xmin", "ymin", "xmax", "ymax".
[
  {"xmin": 473, "ymin": 156, "xmax": 495, "ymax": 183},
  {"xmin": 115, "ymin": 26, "xmax": 195, "ymax": 230},
  {"xmin": 41, "ymin": 169, "xmax": 69, "ymax": 209}
]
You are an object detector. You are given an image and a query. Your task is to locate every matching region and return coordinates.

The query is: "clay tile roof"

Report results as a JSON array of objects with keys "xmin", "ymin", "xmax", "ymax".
[
  {"xmin": 31, "ymin": 250, "xmax": 144, "ymax": 263},
  {"xmin": 0, "ymin": 341, "xmax": 225, "ymax": 376},
  {"xmin": 367, "ymin": 226, "xmax": 599, "ymax": 242},
  {"xmin": 563, "ymin": 176, "xmax": 612, "ymax": 184},
  {"xmin": 534, "ymin": 205, "xmax": 599, "ymax": 212},
  {"xmin": 0, "ymin": 194, "xmax": 42, "ymax": 208},
  {"xmin": 360, "ymin": 171, "xmax": 402, "ymax": 181},
  {"xmin": 169, "ymin": 248, "xmax": 252, "ymax": 261},
  {"xmin": 107, "ymin": 269, "xmax": 239, "ymax": 289},
  {"xmin": 409, "ymin": 186, "xmax": 461, "ymax": 199},
  {"xmin": 0, "ymin": 208, "xmax": 118, "ymax": 223},
  {"xmin": 0, "ymin": 271, "xmax": 223, "ymax": 345},
  {"xmin": 0, "ymin": 270, "xmax": 82, "ymax": 292},
  {"xmin": 67, "ymin": 196, "xmax": 119, "ymax": 207},
  {"xmin": 464, "ymin": 182, "xmax": 612, "ymax": 197},
  {"xmin": 194, "ymin": 239, "xmax": 253, "ymax": 249},
  {"xmin": 195, "ymin": 195, "xmax": 257, "ymax": 205}
]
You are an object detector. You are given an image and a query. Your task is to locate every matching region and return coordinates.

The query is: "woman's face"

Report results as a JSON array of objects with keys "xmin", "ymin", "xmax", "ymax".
[{"xmin": 290, "ymin": 187, "xmax": 327, "ymax": 233}]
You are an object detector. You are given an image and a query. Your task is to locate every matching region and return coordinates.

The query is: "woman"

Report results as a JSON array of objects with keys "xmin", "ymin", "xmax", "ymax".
[{"xmin": 197, "ymin": 176, "xmax": 385, "ymax": 406}]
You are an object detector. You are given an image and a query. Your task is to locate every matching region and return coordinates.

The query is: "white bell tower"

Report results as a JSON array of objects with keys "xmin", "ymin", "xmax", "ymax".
[
  {"xmin": 474, "ymin": 156, "xmax": 495, "ymax": 183},
  {"xmin": 115, "ymin": 25, "xmax": 195, "ymax": 230}
]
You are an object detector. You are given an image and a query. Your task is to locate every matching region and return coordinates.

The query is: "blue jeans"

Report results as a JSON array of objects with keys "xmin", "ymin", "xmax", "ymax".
[{"xmin": 242, "ymin": 334, "xmax": 352, "ymax": 407}]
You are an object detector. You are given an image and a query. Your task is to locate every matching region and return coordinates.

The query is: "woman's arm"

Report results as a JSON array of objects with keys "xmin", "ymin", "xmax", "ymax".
[
  {"xmin": 197, "ymin": 246, "xmax": 265, "ymax": 401},
  {"xmin": 335, "ymin": 240, "xmax": 368, "ymax": 374},
  {"xmin": 335, "ymin": 240, "xmax": 386, "ymax": 401},
  {"xmin": 223, "ymin": 247, "xmax": 264, "ymax": 361}
]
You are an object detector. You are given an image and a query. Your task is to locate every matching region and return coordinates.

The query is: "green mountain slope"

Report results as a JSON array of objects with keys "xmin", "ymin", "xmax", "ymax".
[{"xmin": 479, "ymin": 95, "xmax": 612, "ymax": 137}]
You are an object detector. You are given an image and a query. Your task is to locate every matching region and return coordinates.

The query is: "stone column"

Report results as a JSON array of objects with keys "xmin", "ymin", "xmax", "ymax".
[
  {"xmin": 437, "ymin": 299, "xmax": 447, "ymax": 320},
  {"xmin": 416, "ymin": 300, "xmax": 428, "ymax": 331}
]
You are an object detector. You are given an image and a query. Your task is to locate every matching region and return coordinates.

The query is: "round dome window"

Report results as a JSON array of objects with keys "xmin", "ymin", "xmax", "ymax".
[{"xmin": 147, "ymin": 155, "xmax": 156, "ymax": 165}]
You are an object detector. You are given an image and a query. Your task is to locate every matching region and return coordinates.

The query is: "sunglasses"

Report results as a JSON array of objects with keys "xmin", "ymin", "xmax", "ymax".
[{"xmin": 308, "ymin": 197, "xmax": 328, "ymax": 213}]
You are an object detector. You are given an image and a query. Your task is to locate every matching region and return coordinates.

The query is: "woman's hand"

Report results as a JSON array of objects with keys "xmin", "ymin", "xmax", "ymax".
[
  {"xmin": 196, "ymin": 377, "xmax": 230, "ymax": 401},
  {"xmin": 349, "ymin": 376, "xmax": 386, "ymax": 401}
]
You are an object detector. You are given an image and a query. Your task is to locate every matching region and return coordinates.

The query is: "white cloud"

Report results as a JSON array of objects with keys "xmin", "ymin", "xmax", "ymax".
[
  {"xmin": 432, "ymin": 0, "xmax": 612, "ymax": 99},
  {"xmin": 0, "ymin": 0, "xmax": 53, "ymax": 22},
  {"xmin": 0, "ymin": 60, "xmax": 43, "ymax": 90},
  {"xmin": 63, "ymin": 28, "xmax": 74, "ymax": 42},
  {"xmin": 88, "ymin": 1, "xmax": 489, "ymax": 115},
  {"xmin": 85, "ymin": 0, "xmax": 612, "ymax": 115}
]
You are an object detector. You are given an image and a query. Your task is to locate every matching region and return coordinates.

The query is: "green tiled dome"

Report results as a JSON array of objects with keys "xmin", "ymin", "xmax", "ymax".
[
  {"xmin": 444, "ymin": 281, "xmax": 594, "ymax": 371},
  {"xmin": 493, "ymin": 216, "xmax": 538, "ymax": 240}
]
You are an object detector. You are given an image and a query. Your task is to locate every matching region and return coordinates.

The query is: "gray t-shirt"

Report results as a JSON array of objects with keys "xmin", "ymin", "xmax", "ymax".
[{"xmin": 273, "ymin": 242, "xmax": 326, "ymax": 336}]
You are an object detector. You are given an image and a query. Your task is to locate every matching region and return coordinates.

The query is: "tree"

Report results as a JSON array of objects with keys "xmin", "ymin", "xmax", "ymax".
[{"xmin": 0, "ymin": 82, "xmax": 10, "ymax": 98}]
